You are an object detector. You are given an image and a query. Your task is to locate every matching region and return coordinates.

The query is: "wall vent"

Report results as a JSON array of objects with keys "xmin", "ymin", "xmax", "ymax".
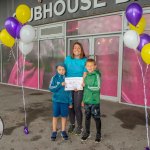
[{"xmin": 39, "ymin": 24, "xmax": 64, "ymax": 39}]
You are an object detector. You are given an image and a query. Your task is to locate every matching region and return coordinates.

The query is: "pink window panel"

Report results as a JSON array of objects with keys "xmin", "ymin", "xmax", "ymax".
[
  {"xmin": 95, "ymin": 37, "xmax": 119, "ymax": 97},
  {"xmin": 67, "ymin": 15, "xmax": 122, "ymax": 36},
  {"xmin": 122, "ymin": 47, "xmax": 150, "ymax": 106}
]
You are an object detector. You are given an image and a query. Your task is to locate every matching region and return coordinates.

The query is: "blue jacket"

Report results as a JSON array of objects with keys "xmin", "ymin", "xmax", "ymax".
[{"xmin": 49, "ymin": 73, "xmax": 72, "ymax": 105}]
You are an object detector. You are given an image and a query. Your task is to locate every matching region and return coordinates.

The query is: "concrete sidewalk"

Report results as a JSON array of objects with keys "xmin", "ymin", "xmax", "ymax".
[{"xmin": 0, "ymin": 84, "xmax": 149, "ymax": 150}]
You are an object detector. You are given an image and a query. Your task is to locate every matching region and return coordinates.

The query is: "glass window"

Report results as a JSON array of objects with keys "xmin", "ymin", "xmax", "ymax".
[
  {"xmin": 95, "ymin": 36, "xmax": 119, "ymax": 97},
  {"xmin": 7, "ymin": 41, "xmax": 39, "ymax": 88},
  {"xmin": 121, "ymin": 47, "xmax": 150, "ymax": 106},
  {"xmin": 2, "ymin": 44, "xmax": 17, "ymax": 84},
  {"xmin": 39, "ymin": 39, "xmax": 65, "ymax": 90},
  {"xmin": 122, "ymin": 13, "xmax": 150, "ymax": 106},
  {"xmin": 17, "ymin": 41, "xmax": 39, "ymax": 89},
  {"xmin": 144, "ymin": 14, "xmax": 150, "ymax": 30},
  {"xmin": 67, "ymin": 15, "xmax": 122, "ymax": 36}
]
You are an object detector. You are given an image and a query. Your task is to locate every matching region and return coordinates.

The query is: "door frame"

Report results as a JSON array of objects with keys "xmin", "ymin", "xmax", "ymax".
[{"xmin": 67, "ymin": 34, "xmax": 123, "ymax": 102}]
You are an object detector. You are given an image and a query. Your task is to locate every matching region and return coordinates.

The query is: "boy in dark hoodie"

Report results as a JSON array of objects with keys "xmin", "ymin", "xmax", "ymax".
[
  {"xmin": 81, "ymin": 59, "xmax": 101, "ymax": 143},
  {"xmin": 49, "ymin": 63, "xmax": 72, "ymax": 141}
]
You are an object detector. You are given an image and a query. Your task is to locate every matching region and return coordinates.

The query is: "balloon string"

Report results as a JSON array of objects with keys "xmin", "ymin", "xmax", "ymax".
[
  {"xmin": 21, "ymin": 56, "xmax": 27, "ymax": 127},
  {"xmin": 11, "ymin": 48, "xmax": 16, "ymax": 60},
  {"xmin": 145, "ymin": 65, "xmax": 149, "ymax": 77},
  {"xmin": 8, "ymin": 48, "xmax": 22, "ymax": 73},
  {"xmin": 7, "ymin": 48, "xmax": 16, "ymax": 62},
  {"xmin": 135, "ymin": 52, "xmax": 149, "ymax": 147}
]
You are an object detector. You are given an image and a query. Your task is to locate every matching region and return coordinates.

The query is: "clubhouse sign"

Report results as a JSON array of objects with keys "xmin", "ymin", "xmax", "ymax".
[{"xmin": 28, "ymin": 0, "xmax": 150, "ymax": 25}]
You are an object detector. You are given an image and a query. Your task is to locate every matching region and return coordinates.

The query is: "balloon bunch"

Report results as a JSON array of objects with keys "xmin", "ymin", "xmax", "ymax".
[
  {"xmin": 0, "ymin": 4, "xmax": 35, "ymax": 56},
  {"xmin": 124, "ymin": 3, "xmax": 150, "ymax": 150},
  {"xmin": 0, "ymin": 4, "xmax": 36, "ymax": 135},
  {"xmin": 124, "ymin": 2, "xmax": 150, "ymax": 65}
]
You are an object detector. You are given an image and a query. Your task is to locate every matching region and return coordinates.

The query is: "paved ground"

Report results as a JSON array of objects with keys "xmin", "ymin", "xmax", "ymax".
[{"xmin": 0, "ymin": 84, "xmax": 150, "ymax": 150}]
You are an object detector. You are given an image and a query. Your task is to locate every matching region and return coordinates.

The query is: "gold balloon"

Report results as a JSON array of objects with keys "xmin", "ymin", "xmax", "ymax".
[
  {"xmin": 0, "ymin": 29, "xmax": 15, "ymax": 48},
  {"xmin": 0, "ymin": 31, "xmax": 1, "ymax": 41},
  {"xmin": 16, "ymin": 4, "xmax": 31, "ymax": 24},
  {"xmin": 129, "ymin": 17, "xmax": 146, "ymax": 35},
  {"xmin": 141, "ymin": 43, "xmax": 150, "ymax": 64}
]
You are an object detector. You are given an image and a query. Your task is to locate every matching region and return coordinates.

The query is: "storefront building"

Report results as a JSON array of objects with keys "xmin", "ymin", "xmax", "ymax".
[{"xmin": 0, "ymin": 0, "xmax": 150, "ymax": 107}]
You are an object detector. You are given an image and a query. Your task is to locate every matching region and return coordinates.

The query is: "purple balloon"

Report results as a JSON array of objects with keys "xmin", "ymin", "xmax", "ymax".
[
  {"xmin": 137, "ymin": 34, "xmax": 150, "ymax": 52},
  {"xmin": 24, "ymin": 126, "xmax": 29, "ymax": 135},
  {"xmin": 4, "ymin": 17, "xmax": 20, "ymax": 38},
  {"xmin": 16, "ymin": 23, "xmax": 23, "ymax": 39},
  {"xmin": 145, "ymin": 147, "xmax": 150, "ymax": 150},
  {"xmin": 126, "ymin": 3, "xmax": 143, "ymax": 26}
]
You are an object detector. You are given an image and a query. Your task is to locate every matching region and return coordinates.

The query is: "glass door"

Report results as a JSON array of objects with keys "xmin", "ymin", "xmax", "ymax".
[
  {"xmin": 94, "ymin": 35, "xmax": 121, "ymax": 100},
  {"xmin": 68, "ymin": 35, "xmax": 122, "ymax": 102}
]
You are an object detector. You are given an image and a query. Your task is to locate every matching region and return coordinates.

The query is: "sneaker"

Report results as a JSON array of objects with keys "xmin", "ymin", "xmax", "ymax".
[
  {"xmin": 81, "ymin": 132, "xmax": 90, "ymax": 141},
  {"xmin": 61, "ymin": 131, "xmax": 68, "ymax": 140},
  {"xmin": 51, "ymin": 131, "xmax": 57, "ymax": 141},
  {"xmin": 95, "ymin": 133, "xmax": 101, "ymax": 143},
  {"xmin": 68, "ymin": 124, "xmax": 75, "ymax": 133},
  {"xmin": 74, "ymin": 126, "xmax": 83, "ymax": 135}
]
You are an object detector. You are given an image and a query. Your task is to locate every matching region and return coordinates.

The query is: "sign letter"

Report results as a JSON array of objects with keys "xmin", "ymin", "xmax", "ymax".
[
  {"xmin": 81, "ymin": 0, "xmax": 92, "ymax": 11},
  {"xmin": 54, "ymin": 0, "xmax": 66, "ymax": 16},
  {"xmin": 68, "ymin": 0, "xmax": 79, "ymax": 13},
  {"xmin": 34, "ymin": 6, "xmax": 43, "ymax": 21},
  {"xmin": 94, "ymin": 0, "xmax": 107, "ymax": 8},
  {"xmin": 116, "ymin": 0, "xmax": 130, "ymax": 4},
  {"xmin": 43, "ymin": 3, "xmax": 53, "ymax": 18}
]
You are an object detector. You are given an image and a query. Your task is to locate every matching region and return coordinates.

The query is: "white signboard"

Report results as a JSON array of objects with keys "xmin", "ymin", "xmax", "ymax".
[{"xmin": 65, "ymin": 77, "xmax": 83, "ymax": 91}]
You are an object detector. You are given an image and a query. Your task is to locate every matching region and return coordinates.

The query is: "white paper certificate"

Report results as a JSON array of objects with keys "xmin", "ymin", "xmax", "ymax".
[{"xmin": 65, "ymin": 77, "xmax": 83, "ymax": 91}]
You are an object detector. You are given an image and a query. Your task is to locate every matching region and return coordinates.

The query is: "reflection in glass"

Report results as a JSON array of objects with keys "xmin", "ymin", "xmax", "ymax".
[
  {"xmin": 8, "ymin": 41, "xmax": 39, "ymax": 89},
  {"xmin": 2, "ymin": 44, "xmax": 17, "ymax": 84},
  {"xmin": 121, "ymin": 47, "xmax": 150, "ymax": 106},
  {"xmin": 144, "ymin": 14, "xmax": 150, "ymax": 30},
  {"xmin": 67, "ymin": 15, "xmax": 122, "ymax": 36},
  {"xmin": 95, "ymin": 37, "xmax": 119, "ymax": 97},
  {"xmin": 39, "ymin": 39, "xmax": 65, "ymax": 90}
]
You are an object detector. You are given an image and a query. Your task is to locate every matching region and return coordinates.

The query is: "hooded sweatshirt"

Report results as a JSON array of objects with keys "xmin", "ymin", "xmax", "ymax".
[
  {"xmin": 83, "ymin": 70, "xmax": 101, "ymax": 105},
  {"xmin": 48, "ymin": 63, "xmax": 72, "ymax": 105}
]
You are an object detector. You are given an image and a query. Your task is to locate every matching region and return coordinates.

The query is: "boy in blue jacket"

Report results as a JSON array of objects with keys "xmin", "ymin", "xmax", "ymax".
[{"xmin": 49, "ymin": 63, "xmax": 72, "ymax": 141}]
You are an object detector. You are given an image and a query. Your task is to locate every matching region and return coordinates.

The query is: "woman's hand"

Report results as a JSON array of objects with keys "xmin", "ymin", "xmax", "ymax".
[
  {"xmin": 81, "ymin": 102, "xmax": 84, "ymax": 107},
  {"xmin": 62, "ymin": 82, "xmax": 65, "ymax": 86},
  {"xmin": 74, "ymin": 88, "xmax": 78, "ymax": 91},
  {"xmin": 82, "ymin": 82, "xmax": 85, "ymax": 87},
  {"xmin": 69, "ymin": 105, "xmax": 73, "ymax": 108}
]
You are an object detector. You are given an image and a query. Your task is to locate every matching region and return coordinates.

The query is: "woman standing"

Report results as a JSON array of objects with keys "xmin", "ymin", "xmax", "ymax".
[{"xmin": 64, "ymin": 42, "xmax": 87, "ymax": 135}]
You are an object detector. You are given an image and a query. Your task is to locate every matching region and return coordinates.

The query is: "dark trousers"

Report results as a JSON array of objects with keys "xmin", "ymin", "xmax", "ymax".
[
  {"xmin": 69, "ymin": 91, "xmax": 83, "ymax": 127},
  {"xmin": 84, "ymin": 104, "xmax": 101, "ymax": 134}
]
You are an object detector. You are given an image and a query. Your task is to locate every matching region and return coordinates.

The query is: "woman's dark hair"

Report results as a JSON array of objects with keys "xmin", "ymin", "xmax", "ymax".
[{"xmin": 71, "ymin": 42, "xmax": 85, "ymax": 58}]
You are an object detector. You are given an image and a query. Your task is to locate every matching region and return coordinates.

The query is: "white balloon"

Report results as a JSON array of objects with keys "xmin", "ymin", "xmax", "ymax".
[
  {"xmin": 123, "ymin": 30, "xmax": 140, "ymax": 50},
  {"xmin": 19, "ymin": 40, "xmax": 33, "ymax": 55},
  {"xmin": 20, "ymin": 25, "xmax": 35, "ymax": 43}
]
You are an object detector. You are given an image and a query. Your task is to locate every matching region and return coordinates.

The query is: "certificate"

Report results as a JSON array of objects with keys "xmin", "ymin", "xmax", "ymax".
[{"xmin": 65, "ymin": 77, "xmax": 83, "ymax": 91}]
